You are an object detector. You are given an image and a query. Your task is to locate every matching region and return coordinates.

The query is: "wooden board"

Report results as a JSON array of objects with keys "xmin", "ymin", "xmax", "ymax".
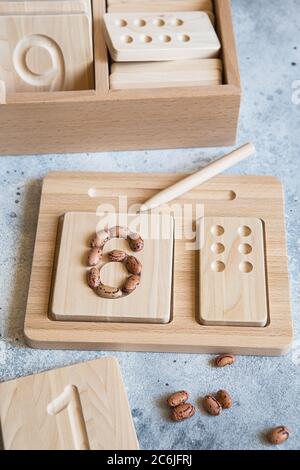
[
  {"xmin": 51, "ymin": 212, "xmax": 174, "ymax": 323},
  {"xmin": 24, "ymin": 173, "xmax": 292, "ymax": 356},
  {"xmin": 0, "ymin": 357, "xmax": 139, "ymax": 450},
  {"xmin": 110, "ymin": 59, "xmax": 222, "ymax": 89},
  {"xmin": 199, "ymin": 217, "xmax": 268, "ymax": 327},
  {"xmin": 104, "ymin": 11, "xmax": 220, "ymax": 61},
  {"xmin": 0, "ymin": 1, "xmax": 91, "ymax": 17},
  {"xmin": 0, "ymin": 5, "xmax": 94, "ymax": 92}
]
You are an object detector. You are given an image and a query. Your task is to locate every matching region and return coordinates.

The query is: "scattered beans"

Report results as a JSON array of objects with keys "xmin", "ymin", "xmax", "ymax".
[
  {"xmin": 167, "ymin": 391, "xmax": 189, "ymax": 408},
  {"xmin": 171, "ymin": 403, "xmax": 195, "ymax": 422},
  {"xmin": 216, "ymin": 390, "xmax": 232, "ymax": 409},
  {"xmin": 268, "ymin": 426, "xmax": 290, "ymax": 445},
  {"xmin": 215, "ymin": 354, "xmax": 236, "ymax": 368},
  {"xmin": 203, "ymin": 395, "xmax": 222, "ymax": 416}
]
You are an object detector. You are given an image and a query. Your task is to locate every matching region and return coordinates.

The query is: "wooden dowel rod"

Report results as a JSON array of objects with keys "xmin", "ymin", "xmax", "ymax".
[{"xmin": 141, "ymin": 143, "xmax": 256, "ymax": 212}]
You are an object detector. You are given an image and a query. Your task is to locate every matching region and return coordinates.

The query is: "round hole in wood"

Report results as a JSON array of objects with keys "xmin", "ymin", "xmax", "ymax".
[
  {"xmin": 178, "ymin": 34, "xmax": 191, "ymax": 42},
  {"xmin": 154, "ymin": 18, "xmax": 165, "ymax": 27},
  {"xmin": 211, "ymin": 243, "xmax": 225, "ymax": 254},
  {"xmin": 141, "ymin": 35, "xmax": 153, "ymax": 43},
  {"xmin": 122, "ymin": 35, "xmax": 134, "ymax": 44},
  {"xmin": 239, "ymin": 261, "xmax": 253, "ymax": 273},
  {"xmin": 160, "ymin": 34, "xmax": 172, "ymax": 43},
  {"xmin": 211, "ymin": 225, "xmax": 225, "ymax": 237},
  {"xmin": 172, "ymin": 18, "xmax": 184, "ymax": 26},
  {"xmin": 238, "ymin": 243, "xmax": 253, "ymax": 255},
  {"xmin": 238, "ymin": 226, "xmax": 252, "ymax": 237},
  {"xmin": 211, "ymin": 261, "xmax": 226, "ymax": 273},
  {"xmin": 134, "ymin": 18, "xmax": 146, "ymax": 26},
  {"xmin": 116, "ymin": 19, "xmax": 127, "ymax": 27}
]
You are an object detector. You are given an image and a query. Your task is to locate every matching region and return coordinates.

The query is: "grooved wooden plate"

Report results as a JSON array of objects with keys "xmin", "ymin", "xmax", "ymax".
[
  {"xmin": 0, "ymin": 357, "xmax": 139, "ymax": 450},
  {"xmin": 51, "ymin": 212, "xmax": 174, "ymax": 323},
  {"xmin": 24, "ymin": 173, "xmax": 293, "ymax": 356}
]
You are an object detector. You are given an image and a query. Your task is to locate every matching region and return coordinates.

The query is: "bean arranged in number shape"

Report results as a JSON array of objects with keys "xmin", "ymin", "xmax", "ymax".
[{"xmin": 86, "ymin": 226, "xmax": 144, "ymax": 299}]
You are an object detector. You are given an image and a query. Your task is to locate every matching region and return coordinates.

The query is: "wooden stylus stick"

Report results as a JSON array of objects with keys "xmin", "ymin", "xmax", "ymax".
[{"xmin": 141, "ymin": 143, "xmax": 256, "ymax": 212}]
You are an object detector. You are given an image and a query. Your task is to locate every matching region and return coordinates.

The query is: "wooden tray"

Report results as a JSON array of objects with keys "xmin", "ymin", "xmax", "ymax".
[
  {"xmin": 24, "ymin": 172, "xmax": 293, "ymax": 356},
  {"xmin": 0, "ymin": 0, "xmax": 241, "ymax": 155}
]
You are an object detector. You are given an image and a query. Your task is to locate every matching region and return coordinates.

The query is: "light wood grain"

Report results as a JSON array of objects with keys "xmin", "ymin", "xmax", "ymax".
[
  {"xmin": 110, "ymin": 58, "xmax": 222, "ymax": 89},
  {"xmin": 107, "ymin": 0, "xmax": 213, "ymax": 13},
  {"xmin": 0, "ymin": 79, "xmax": 6, "ymax": 104},
  {"xmin": 0, "ymin": 0, "xmax": 241, "ymax": 154},
  {"xmin": 104, "ymin": 11, "xmax": 220, "ymax": 61},
  {"xmin": 142, "ymin": 144, "xmax": 255, "ymax": 211},
  {"xmin": 0, "ymin": 1, "xmax": 91, "ymax": 16},
  {"xmin": 51, "ymin": 212, "xmax": 174, "ymax": 323},
  {"xmin": 0, "ymin": 4, "xmax": 94, "ymax": 92},
  {"xmin": 23, "ymin": 173, "xmax": 293, "ymax": 356},
  {"xmin": 0, "ymin": 357, "xmax": 139, "ymax": 450},
  {"xmin": 199, "ymin": 217, "xmax": 268, "ymax": 327}
]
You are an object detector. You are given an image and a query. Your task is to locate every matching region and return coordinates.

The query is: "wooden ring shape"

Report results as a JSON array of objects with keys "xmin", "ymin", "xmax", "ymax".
[{"xmin": 87, "ymin": 226, "xmax": 144, "ymax": 299}]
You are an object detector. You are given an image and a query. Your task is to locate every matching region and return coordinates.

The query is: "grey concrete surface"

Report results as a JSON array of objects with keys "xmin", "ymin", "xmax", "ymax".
[{"xmin": 0, "ymin": 0, "xmax": 299, "ymax": 450}]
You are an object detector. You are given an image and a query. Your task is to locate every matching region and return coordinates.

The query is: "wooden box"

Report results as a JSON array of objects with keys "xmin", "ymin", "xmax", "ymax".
[{"xmin": 0, "ymin": 0, "xmax": 241, "ymax": 155}]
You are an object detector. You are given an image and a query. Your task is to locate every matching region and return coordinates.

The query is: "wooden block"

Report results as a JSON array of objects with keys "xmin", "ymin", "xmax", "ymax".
[
  {"xmin": 104, "ymin": 11, "xmax": 221, "ymax": 61},
  {"xmin": 110, "ymin": 58, "xmax": 222, "ymax": 89},
  {"xmin": 107, "ymin": 0, "xmax": 214, "ymax": 13},
  {"xmin": 0, "ymin": 6, "xmax": 94, "ymax": 92},
  {"xmin": 50, "ymin": 212, "xmax": 174, "ymax": 324},
  {"xmin": 0, "ymin": 1, "xmax": 91, "ymax": 17},
  {"xmin": 23, "ymin": 173, "xmax": 292, "ymax": 356},
  {"xmin": 0, "ymin": 357, "xmax": 139, "ymax": 450},
  {"xmin": 198, "ymin": 217, "xmax": 268, "ymax": 327}
]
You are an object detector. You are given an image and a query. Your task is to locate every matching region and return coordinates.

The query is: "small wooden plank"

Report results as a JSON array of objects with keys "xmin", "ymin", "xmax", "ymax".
[
  {"xmin": 0, "ymin": 357, "xmax": 139, "ymax": 450},
  {"xmin": 199, "ymin": 217, "xmax": 268, "ymax": 327},
  {"xmin": 23, "ymin": 173, "xmax": 293, "ymax": 356},
  {"xmin": 0, "ymin": 9, "xmax": 94, "ymax": 92},
  {"xmin": 107, "ymin": 0, "xmax": 214, "ymax": 13},
  {"xmin": 51, "ymin": 212, "xmax": 174, "ymax": 324},
  {"xmin": 0, "ymin": 1, "xmax": 91, "ymax": 16},
  {"xmin": 104, "ymin": 11, "xmax": 220, "ymax": 62},
  {"xmin": 110, "ymin": 59, "xmax": 222, "ymax": 89}
]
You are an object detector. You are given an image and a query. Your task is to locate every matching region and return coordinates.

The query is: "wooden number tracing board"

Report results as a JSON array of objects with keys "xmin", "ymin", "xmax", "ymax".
[{"xmin": 24, "ymin": 173, "xmax": 293, "ymax": 356}]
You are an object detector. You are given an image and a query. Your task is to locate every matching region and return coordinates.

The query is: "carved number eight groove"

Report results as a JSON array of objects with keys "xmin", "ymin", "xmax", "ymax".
[{"xmin": 87, "ymin": 226, "xmax": 144, "ymax": 299}]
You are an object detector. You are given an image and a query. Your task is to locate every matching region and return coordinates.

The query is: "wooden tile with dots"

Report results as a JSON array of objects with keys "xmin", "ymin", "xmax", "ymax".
[{"xmin": 103, "ymin": 11, "xmax": 221, "ymax": 61}]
